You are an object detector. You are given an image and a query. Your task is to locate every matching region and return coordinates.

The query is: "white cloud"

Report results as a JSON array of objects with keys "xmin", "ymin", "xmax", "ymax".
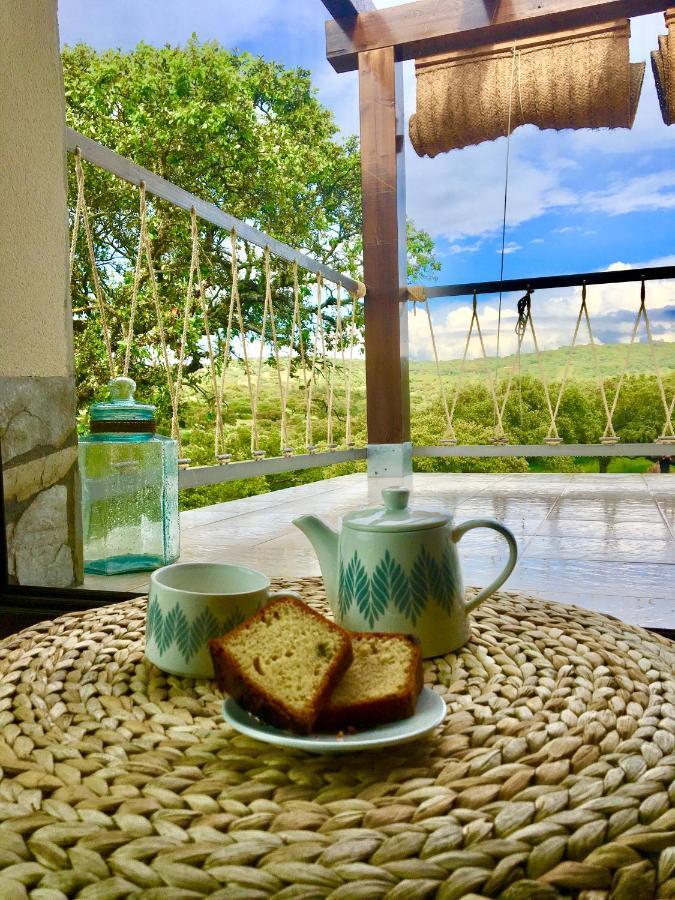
[
  {"xmin": 409, "ymin": 256, "xmax": 675, "ymax": 361},
  {"xmin": 500, "ymin": 242, "xmax": 522, "ymax": 255},
  {"xmin": 580, "ymin": 171, "xmax": 675, "ymax": 216},
  {"xmin": 447, "ymin": 240, "xmax": 483, "ymax": 255},
  {"xmin": 405, "ymin": 137, "xmax": 576, "ymax": 241}
]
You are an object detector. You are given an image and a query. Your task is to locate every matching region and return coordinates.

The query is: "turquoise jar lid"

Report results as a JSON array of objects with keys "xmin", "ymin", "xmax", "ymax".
[
  {"xmin": 89, "ymin": 377, "xmax": 156, "ymax": 433},
  {"xmin": 343, "ymin": 487, "xmax": 449, "ymax": 532}
]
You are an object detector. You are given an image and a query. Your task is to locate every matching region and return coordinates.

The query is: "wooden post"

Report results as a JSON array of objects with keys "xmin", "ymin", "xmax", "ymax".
[{"xmin": 359, "ymin": 47, "xmax": 410, "ymax": 451}]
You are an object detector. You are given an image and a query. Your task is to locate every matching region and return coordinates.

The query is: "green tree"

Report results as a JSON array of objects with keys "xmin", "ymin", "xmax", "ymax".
[{"xmin": 64, "ymin": 38, "xmax": 439, "ymax": 424}]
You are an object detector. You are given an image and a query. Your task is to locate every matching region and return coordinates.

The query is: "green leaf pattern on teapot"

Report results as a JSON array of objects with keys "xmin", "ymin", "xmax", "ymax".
[{"xmin": 339, "ymin": 544, "xmax": 461, "ymax": 628}]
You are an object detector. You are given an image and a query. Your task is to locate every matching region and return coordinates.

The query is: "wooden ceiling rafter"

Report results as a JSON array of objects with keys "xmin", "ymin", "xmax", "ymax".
[
  {"xmin": 319, "ymin": 0, "xmax": 375, "ymax": 20},
  {"xmin": 324, "ymin": 0, "xmax": 674, "ymax": 73}
]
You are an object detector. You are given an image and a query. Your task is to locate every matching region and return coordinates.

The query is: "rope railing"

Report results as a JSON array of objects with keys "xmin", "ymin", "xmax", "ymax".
[
  {"xmin": 67, "ymin": 133, "xmax": 366, "ymax": 487},
  {"xmin": 408, "ymin": 277, "xmax": 675, "ymax": 456}
]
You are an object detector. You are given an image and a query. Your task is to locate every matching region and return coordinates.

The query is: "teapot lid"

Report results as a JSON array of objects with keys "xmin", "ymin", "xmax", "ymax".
[{"xmin": 343, "ymin": 487, "xmax": 449, "ymax": 532}]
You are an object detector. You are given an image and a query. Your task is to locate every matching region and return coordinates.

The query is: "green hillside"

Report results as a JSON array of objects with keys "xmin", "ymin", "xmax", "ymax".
[
  {"xmin": 411, "ymin": 341, "xmax": 675, "ymax": 385},
  {"xmin": 135, "ymin": 340, "xmax": 675, "ymax": 510}
]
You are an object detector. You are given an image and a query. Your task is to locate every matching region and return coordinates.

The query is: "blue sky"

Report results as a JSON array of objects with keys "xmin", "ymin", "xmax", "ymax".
[{"xmin": 57, "ymin": 1, "xmax": 675, "ymax": 361}]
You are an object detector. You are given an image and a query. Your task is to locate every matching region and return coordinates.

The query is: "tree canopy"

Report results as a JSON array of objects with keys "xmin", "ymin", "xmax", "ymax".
[{"xmin": 63, "ymin": 38, "xmax": 439, "ymax": 416}]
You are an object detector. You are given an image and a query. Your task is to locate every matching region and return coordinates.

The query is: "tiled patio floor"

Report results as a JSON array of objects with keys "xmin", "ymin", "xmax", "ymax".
[{"xmin": 84, "ymin": 472, "xmax": 675, "ymax": 630}]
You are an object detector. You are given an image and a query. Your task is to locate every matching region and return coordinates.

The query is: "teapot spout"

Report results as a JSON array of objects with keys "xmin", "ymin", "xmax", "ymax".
[{"xmin": 292, "ymin": 515, "xmax": 339, "ymax": 609}]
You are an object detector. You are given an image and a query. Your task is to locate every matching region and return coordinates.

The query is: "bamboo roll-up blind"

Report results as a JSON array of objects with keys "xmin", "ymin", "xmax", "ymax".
[
  {"xmin": 652, "ymin": 10, "xmax": 675, "ymax": 124},
  {"xmin": 410, "ymin": 20, "xmax": 645, "ymax": 158}
]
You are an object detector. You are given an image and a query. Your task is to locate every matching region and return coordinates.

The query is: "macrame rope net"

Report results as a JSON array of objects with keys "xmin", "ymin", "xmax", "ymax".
[
  {"xmin": 600, "ymin": 280, "xmax": 675, "ymax": 444},
  {"xmin": 70, "ymin": 155, "xmax": 364, "ymax": 463},
  {"xmin": 411, "ymin": 280, "xmax": 675, "ymax": 448},
  {"xmin": 71, "ymin": 151, "xmax": 116, "ymax": 378},
  {"xmin": 305, "ymin": 274, "xmax": 329, "ymax": 452}
]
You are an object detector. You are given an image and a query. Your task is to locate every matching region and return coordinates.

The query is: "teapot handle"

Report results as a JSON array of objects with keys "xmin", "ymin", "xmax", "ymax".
[{"xmin": 450, "ymin": 519, "xmax": 518, "ymax": 613}]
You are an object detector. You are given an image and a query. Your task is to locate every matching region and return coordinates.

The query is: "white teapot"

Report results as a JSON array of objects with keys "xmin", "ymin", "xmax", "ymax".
[{"xmin": 294, "ymin": 487, "xmax": 517, "ymax": 657}]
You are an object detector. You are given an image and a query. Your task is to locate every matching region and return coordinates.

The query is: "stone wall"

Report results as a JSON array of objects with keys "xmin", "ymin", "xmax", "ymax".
[
  {"xmin": 1, "ymin": 2, "xmax": 82, "ymax": 587},
  {"xmin": 1, "ymin": 377, "xmax": 81, "ymax": 587}
]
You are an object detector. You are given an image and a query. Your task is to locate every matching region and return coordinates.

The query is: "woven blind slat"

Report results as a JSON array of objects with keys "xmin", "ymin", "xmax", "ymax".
[
  {"xmin": 651, "ymin": 9, "xmax": 675, "ymax": 124},
  {"xmin": 410, "ymin": 20, "xmax": 645, "ymax": 158}
]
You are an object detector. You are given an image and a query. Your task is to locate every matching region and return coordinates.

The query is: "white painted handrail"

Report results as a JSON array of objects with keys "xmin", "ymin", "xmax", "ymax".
[
  {"xmin": 65, "ymin": 127, "xmax": 362, "ymax": 294},
  {"xmin": 413, "ymin": 444, "xmax": 673, "ymax": 458},
  {"xmin": 178, "ymin": 448, "xmax": 367, "ymax": 489}
]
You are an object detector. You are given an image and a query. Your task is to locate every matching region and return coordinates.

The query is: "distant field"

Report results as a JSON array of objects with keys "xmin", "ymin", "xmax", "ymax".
[
  {"xmin": 220, "ymin": 340, "xmax": 675, "ymax": 403},
  {"xmin": 177, "ymin": 340, "xmax": 674, "ymax": 508},
  {"xmin": 183, "ymin": 339, "xmax": 674, "ymax": 455},
  {"xmin": 410, "ymin": 341, "xmax": 675, "ymax": 384}
]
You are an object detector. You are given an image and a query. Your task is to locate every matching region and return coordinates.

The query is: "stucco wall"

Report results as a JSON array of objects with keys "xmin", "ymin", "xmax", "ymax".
[
  {"xmin": 0, "ymin": 0, "xmax": 82, "ymax": 586},
  {"xmin": 0, "ymin": 0, "xmax": 72, "ymax": 377}
]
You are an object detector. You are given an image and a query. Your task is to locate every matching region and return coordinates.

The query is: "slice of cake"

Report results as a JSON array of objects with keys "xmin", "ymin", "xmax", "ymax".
[
  {"xmin": 209, "ymin": 596, "xmax": 353, "ymax": 734},
  {"xmin": 315, "ymin": 632, "xmax": 423, "ymax": 732}
]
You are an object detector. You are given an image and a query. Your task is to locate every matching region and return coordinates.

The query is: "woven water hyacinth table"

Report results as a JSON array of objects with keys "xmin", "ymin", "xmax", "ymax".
[{"xmin": 0, "ymin": 579, "xmax": 673, "ymax": 900}]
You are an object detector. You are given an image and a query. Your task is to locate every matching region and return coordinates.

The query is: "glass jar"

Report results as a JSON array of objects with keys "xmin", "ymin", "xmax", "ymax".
[{"xmin": 79, "ymin": 377, "xmax": 179, "ymax": 575}]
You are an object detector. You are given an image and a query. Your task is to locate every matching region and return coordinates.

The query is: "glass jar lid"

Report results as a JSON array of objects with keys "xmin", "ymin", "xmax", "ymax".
[
  {"xmin": 343, "ymin": 487, "xmax": 449, "ymax": 532},
  {"xmin": 89, "ymin": 377, "xmax": 156, "ymax": 433}
]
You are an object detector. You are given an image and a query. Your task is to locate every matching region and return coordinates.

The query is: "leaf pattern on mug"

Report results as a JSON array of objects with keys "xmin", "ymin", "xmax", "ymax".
[
  {"xmin": 221, "ymin": 606, "xmax": 247, "ymax": 636},
  {"xmin": 146, "ymin": 600, "xmax": 247, "ymax": 665},
  {"xmin": 146, "ymin": 595, "xmax": 161, "ymax": 646}
]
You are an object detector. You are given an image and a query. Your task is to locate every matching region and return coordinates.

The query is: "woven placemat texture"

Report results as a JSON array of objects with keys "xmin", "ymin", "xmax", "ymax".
[{"xmin": 0, "ymin": 579, "xmax": 673, "ymax": 899}]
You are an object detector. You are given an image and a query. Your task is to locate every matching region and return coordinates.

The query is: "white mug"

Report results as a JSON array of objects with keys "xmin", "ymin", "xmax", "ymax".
[{"xmin": 145, "ymin": 562, "xmax": 301, "ymax": 678}]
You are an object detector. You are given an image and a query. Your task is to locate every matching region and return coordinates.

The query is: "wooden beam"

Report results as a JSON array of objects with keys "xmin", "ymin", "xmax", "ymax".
[
  {"xmin": 359, "ymin": 47, "xmax": 410, "ymax": 446},
  {"xmin": 326, "ymin": 0, "xmax": 672, "ymax": 72},
  {"xmin": 418, "ymin": 265, "xmax": 675, "ymax": 300},
  {"xmin": 320, "ymin": 0, "xmax": 375, "ymax": 18}
]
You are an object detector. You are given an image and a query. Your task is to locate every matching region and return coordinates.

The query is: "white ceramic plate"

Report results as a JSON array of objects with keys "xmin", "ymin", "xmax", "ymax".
[{"xmin": 222, "ymin": 686, "xmax": 447, "ymax": 754}]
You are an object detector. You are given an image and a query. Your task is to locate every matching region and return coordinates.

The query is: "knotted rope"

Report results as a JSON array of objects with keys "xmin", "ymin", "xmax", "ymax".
[
  {"xmin": 169, "ymin": 207, "xmax": 202, "ymax": 452},
  {"xmin": 182, "ymin": 211, "xmax": 222, "ymax": 459},
  {"xmin": 494, "ymin": 291, "xmax": 557, "ymax": 443},
  {"xmin": 71, "ymin": 150, "xmax": 116, "ymax": 377},
  {"xmin": 547, "ymin": 283, "xmax": 611, "ymax": 445},
  {"xmin": 281, "ymin": 263, "xmax": 309, "ymax": 456},
  {"xmin": 344, "ymin": 291, "xmax": 359, "ymax": 448},
  {"xmin": 326, "ymin": 284, "xmax": 345, "ymax": 450},
  {"xmin": 413, "ymin": 287, "xmax": 505, "ymax": 445},
  {"xmin": 351, "ymin": 279, "xmax": 366, "ymax": 299},
  {"xmin": 305, "ymin": 274, "xmax": 329, "ymax": 452},
  {"xmin": 412, "ymin": 287, "xmax": 454, "ymax": 442},
  {"xmin": 452, "ymin": 291, "xmax": 506, "ymax": 444},
  {"xmin": 602, "ymin": 280, "xmax": 675, "ymax": 443},
  {"xmin": 122, "ymin": 182, "xmax": 147, "ymax": 378},
  {"xmin": 250, "ymin": 248, "xmax": 283, "ymax": 458},
  {"xmin": 215, "ymin": 230, "xmax": 248, "ymax": 460},
  {"xmin": 263, "ymin": 249, "xmax": 287, "ymax": 455}
]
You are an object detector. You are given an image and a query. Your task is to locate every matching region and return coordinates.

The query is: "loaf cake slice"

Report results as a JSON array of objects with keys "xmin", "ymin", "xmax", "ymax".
[
  {"xmin": 315, "ymin": 632, "xmax": 424, "ymax": 732},
  {"xmin": 209, "ymin": 596, "xmax": 353, "ymax": 734}
]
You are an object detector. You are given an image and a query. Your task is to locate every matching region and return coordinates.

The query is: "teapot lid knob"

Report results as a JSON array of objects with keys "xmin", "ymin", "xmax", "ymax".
[{"xmin": 382, "ymin": 486, "xmax": 410, "ymax": 512}]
